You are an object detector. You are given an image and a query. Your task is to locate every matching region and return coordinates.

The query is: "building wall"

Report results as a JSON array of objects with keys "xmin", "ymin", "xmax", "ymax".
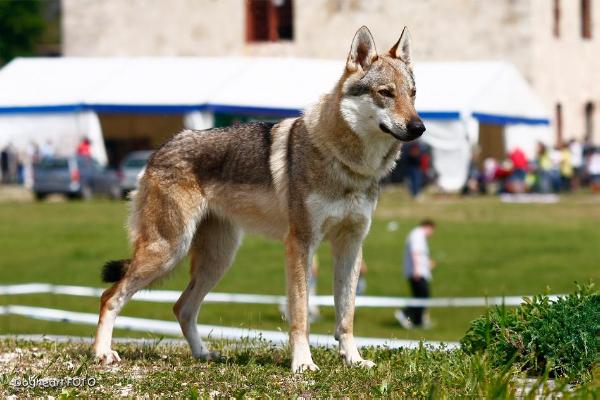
[
  {"xmin": 62, "ymin": 0, "xmax": 600, "ymax": 143},
  {"xmin": 62, "ymin": 0, "xmax": 245, "ymax": 56},
  {"xmin": 530, "ymin": 0, "xmax": 600, "ymax": 144},
  {"xmin": 63, "ymin": 0, "xmax": 534, "ymax": 70}
]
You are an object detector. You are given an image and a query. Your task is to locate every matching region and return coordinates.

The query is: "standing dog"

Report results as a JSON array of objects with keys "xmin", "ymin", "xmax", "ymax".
[{"xmin": 94, "ymin": 26, "xmax": 425, "ymax": 372}]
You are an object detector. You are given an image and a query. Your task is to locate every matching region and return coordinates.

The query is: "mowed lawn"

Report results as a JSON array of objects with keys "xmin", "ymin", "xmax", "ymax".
[{"xmin": 0, "ymin": 188, "xmax": 599, "ymax": 342}]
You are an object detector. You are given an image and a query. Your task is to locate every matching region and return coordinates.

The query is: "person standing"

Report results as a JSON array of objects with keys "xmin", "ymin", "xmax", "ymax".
[
  {"xmin": 76, "ymin": 137, "xmax": 92, "ymax": 157},
  {"xmin": 356, "ymin": 258, "xmax": 368, "ymax": 296},
  {"xmin": 405, "ymin": 142, "xmax": 423, "ymax": 198},
  {"xmin": 569, "ymin": 139, "xmax": 583, "ymax": 191},
  {"xmin": 395, "ymin": 219, "xmax": 436, "ymax": 329},
  {"xmin": 535, "ymin": 142, "xmax": 552, "ymax": 193},
  {"xmin": 1, "ymin": 143, "xmax": 18, "ymax": 184},
  {"xmin": 559, "ymin": 143, "xmax": 574, "ymax": 192},
  {"xmin": 40, "ymin": 140, "xmax": 55, "ymax": 159},
  {"xmin": 587, "ymin": 147, "xmax": 600, "ymax": 192},
  {"xmin": 509, "ymin": 147, "xmax": 528, "ymax": 193}
]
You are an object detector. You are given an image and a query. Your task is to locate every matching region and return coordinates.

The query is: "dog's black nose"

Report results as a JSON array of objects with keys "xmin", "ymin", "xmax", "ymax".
[{"xmin": 407, "ymin": 119, "xmax": 426, "ymax": 137}]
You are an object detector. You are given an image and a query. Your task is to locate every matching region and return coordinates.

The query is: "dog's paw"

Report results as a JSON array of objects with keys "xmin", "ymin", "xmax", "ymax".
[
  {"xmin": 292, "ymin": 361, "xmax": 320, "ymax": 373},
  {"xmin": 350, "ymin": 358, "xmax": 376, "ymax": 369},
  {"xmin": 341, "ymin": 352, "xmax": 376, "ymax": 368},
  {"xmin": 95, "ymin": 349, "xmax": 121, "ymax": 365},
  {"xmin": 194, "ymin": 350, "xmax": 221, "ymax": 361}
]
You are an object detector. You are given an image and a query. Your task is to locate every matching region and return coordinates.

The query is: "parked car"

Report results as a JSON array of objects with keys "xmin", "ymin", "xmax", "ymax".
[
  {"xmin": 33, "ymin": 156, "xmax": 120, "ymax": 200},
  {"xmin": 118, "ymin": 150, "xmax": 153, "ymax": 198}
]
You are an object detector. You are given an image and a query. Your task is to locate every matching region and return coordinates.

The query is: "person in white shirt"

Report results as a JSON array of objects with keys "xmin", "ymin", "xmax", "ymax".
[
  {"xmin": 569, "ymin": 139, "xmax": 584, "ymax": 190},
  {"xmin": 395, "ymin": 219, "xmax": 436, "ymax": 329},
  {"xmin": 587, "ymin": 147, "xmax": 600, "ymax": 191}
]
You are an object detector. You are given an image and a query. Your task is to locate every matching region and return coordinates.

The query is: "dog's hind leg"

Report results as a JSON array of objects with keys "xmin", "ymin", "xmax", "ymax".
[
  {"xmin": 94, "ymin": 248, "xmax": 190, "ymax": 365},
  {"xmin": 174, "ymin": 215, "xmax": 242, "ymax": 360},
  {"xmin": 93, "ymin": 184, "xmax": 206, "ymax": 365}
]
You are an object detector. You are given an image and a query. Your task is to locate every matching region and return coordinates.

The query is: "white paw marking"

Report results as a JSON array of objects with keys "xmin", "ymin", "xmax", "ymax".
[
  {"xmin": 341, "ymin": 352, "xmax": 376, "ymax": 368},
  {"xmin": 194, "ymin": 350, "xmax": 220, "ymax": 361},
  {"xmin": 95, "ymin": 349, "xmax": 121, "ymax": 365},
  {"xmin": 292, "ymin": 361, "xmax": 320, "ymax": 373},
  {"xmin": 351, "ymin": 358, "xmax": 376, "ymax": 368}
]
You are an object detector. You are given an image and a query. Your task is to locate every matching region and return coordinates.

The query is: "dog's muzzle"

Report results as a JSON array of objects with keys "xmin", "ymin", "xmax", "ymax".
[{"xmin": 379, "ymin": 118, "xmax": 426, "ymax": 142}]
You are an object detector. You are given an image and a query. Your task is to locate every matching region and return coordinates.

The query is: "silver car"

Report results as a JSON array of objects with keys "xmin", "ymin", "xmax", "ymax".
[
  {"xmin": 33, "ymin": 156, "xmax": 120, "ymax": 200},
  {"xmin": 119, "ymin": 150, "xmax": 153, "ymax": 197}
]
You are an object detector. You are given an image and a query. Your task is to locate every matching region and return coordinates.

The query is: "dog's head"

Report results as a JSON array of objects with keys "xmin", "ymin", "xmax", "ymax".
[{"xmin": 340, "ymin": 26, "xmax": 425, "ymax": 142}]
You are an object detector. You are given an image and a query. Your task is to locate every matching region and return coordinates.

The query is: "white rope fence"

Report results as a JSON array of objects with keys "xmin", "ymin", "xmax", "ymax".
[
  {"xmin": 1, "ymin": 283, "xmax": 567, "ymax": 349},
  {"xmin": 0, "ymin": 305, "xmax": 459, "ymax": 349},
  {"xmin": 0, "ymin": 283, "xmax": 564, "ymax": 308}
]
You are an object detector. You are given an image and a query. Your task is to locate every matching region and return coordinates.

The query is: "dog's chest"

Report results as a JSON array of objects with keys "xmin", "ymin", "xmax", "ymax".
[{"xmin": 306, "ymin": 191, "xmax": 374, "ymax": 239}]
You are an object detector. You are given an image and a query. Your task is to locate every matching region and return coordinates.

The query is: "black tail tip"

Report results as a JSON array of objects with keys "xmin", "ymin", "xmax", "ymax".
[{"xmin": 101, "ymin": 259, "xmax": 130, "ymax": 283}]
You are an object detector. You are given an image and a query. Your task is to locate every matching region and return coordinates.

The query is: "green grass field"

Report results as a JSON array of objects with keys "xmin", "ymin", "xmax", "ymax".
[
  {"xmin": 1, "ymin": 188, "xmax": 599, "ymax": 343},
  {"xmin": 2, "ymin": 338, "xmax": 598, "ymax": 398}
]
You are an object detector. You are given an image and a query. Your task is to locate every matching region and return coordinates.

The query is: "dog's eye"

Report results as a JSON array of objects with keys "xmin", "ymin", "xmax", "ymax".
[
  {"xmin": 378, "ymin": 88, "xmax": 395, "ymax": 98},
  {"xmin": 410, "ymin": 89, "xmax": 417, "ymax": 97}
]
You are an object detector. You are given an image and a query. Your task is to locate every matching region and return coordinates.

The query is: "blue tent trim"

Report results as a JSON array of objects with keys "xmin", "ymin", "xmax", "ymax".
[
  {"xmin": 87, "ymin": 104, "xmax": 203, "ymax": 114},
  {"xmin": 0, "ymin": 103, "xmax": 206, "ymax": 115},
  {"xmin": 87, "ymin": 103, "xmax": 302, "ymax": 116},
  {"xmin": 0, "ymin": 104, "xmax": 83, "ymax": 114},
  {"xmin": 472, "ymin": 112, "xmax": 550, "ymax": 125},
  {"xmin": 0, "ymin": 104, "xmax": 549, "ymax": 126},
  {"xmin": 0, "ymin": 103, "xmax": 461, "ymax": 119},
  {"xmin": 0, "ymin": 103, "xmax": 300, "ymax": 116},
  {"xmin": 207, "ymin": 104, "xmax": 301, "ymax": 117},
  {"xmin": 419, "ymin": 111, "xmax": 460, "ymax": 120}
]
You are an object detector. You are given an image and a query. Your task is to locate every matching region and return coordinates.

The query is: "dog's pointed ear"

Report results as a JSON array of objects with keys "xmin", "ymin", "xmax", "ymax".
[
  {"xmin": 346, "ymin": 26, "xmax": 378, "ymax": 73},
  {"xmin": 389, "ymin": 26, "xmax": 412, "ymax": 65}
]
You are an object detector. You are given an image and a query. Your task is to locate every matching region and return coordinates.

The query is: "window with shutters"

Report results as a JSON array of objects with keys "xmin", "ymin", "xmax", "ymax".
[
  {"xmin": 246, "ymin": 0, "xmax": 294, "ymax": 43},
  {"xmin": 581, "ymin": 0, "xmax": 592, "ymax": 39},
  {"xmin": 553, "ymin": 0, "xmax": 561, "ymax": 38}
]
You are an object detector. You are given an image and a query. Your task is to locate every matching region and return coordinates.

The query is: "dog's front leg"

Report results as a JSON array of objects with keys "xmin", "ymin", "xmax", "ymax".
[
  {"xmin": 285, "ymin": 230, "xmax": 318, "ymax": 373},
  {"xmin": 332, "ymin": 237, "xmax": 376, "ymax": 368}
]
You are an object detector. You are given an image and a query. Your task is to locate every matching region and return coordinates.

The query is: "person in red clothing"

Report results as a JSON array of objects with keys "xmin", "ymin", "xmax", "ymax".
[
  {"xmin": 76, "ymin": 137, "xmax": 92, "ymax": 157},
  {"xmin": 510, "ymin": 147, "xmax": 528, "ymax": 170},
  {"xmin": 508, "ymin": 147, "xmax": 528, "ymax": 192}
]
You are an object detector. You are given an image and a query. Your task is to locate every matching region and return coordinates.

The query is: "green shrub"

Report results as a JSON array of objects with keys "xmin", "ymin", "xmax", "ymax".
[{"xmin": 461, "ymin": 284, "xmax": 600, "ymax": 380}]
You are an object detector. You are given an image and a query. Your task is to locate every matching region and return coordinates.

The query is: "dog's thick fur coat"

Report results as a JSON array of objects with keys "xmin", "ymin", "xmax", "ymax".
[{"xmin": 94, "ymin": 26, "xmax": 425, "ymax": 372}]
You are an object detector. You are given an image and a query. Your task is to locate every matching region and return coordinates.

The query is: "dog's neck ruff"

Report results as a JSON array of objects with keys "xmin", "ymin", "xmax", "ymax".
[
  {"xmin": 312, "ymin": 122, "xmax": 399, "ymax": 181},
  {"xmin": 303, "ymin": 98, "xmax": 399, "ymax": 182}
]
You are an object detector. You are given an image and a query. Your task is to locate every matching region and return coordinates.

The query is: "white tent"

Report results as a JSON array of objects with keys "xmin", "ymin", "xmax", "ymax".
[{"xmin": 0, "ymin": 57, "xmax": 550, "ymax": 191}]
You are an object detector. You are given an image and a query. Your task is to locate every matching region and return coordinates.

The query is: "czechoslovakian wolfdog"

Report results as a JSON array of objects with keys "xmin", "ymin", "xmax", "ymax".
[{"xmin": 94, "ymin": 26, "xmax": 425, "ymax": 372}]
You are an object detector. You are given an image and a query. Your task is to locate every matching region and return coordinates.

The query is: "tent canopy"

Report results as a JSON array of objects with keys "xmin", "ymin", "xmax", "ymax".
[
  {"xmin": 0, "ymin": 57, "xmax": 549, "ymax": 124},
  {"xmin": 0, "ymin": 57, "xmax": 551, "ymax": 191}
]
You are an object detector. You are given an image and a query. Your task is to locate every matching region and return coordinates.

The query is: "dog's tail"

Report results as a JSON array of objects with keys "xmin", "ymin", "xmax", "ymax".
[{"xmin": 101, "ymin": 259, "xmax": 131, "ymax": 283}]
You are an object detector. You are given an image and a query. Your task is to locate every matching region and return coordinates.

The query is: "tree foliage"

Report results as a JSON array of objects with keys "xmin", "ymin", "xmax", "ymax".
[{"xmin": 0, "ymin": 0, "xmax": 45, "ymax": 65}]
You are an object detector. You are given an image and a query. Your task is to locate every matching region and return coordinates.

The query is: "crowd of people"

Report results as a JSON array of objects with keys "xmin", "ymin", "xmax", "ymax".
[
  {"xmin": 463, "ymin": 138, "xmax": 600, "ymax": 195},
  {"xmin": 0, "ymin": 138, "xmax": 93, "ymax": 187}
]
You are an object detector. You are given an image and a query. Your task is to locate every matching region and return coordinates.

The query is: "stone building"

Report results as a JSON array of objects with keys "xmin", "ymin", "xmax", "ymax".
[{"xmin": 62, "ymin": 0, "xmax": 600, "ymax": 144}]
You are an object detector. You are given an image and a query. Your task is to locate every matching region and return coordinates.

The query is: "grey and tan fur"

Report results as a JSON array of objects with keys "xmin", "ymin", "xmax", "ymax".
[{"xmin": 93, "ymin": 26, "xmax": 425, "ymax": 372}]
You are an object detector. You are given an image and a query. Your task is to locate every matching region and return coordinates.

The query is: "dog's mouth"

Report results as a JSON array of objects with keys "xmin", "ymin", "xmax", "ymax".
[
  {"xmin": 379, "ymin": 123, "xmax": 393, "ymax": 135},
  {"xmin": 379, "ymin": 123, "xmax": 423, "ymax": 142},
  {"xmin": 379, "ymin": 123, "xmax": 404, "ymax": 141}
]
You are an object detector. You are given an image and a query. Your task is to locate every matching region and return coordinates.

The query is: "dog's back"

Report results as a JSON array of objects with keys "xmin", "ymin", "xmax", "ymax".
[{"xmin": 149, "ymin": 122, "xmax": 276, "ymax": 188}]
